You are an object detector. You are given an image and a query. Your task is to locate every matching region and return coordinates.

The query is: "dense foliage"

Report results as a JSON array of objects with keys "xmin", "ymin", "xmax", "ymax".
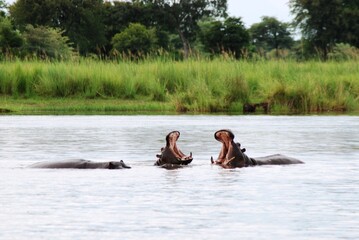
[
  {"xmin": 136, "ymin": 0, "xmax": 227, "ymax": 58},
  {"xmin": 0, "ymin": 0, "xmax": 357, "ymax": 60},
  {"xmin": 9, "ymin": 0, "xmax": 106, "ymax": 54},
  {"xmin": 0, "ymin": 17, "xmax": 23, "ymax": 56},
  {"xmin": 111, "ymin": 23, "xmax": 157, "ymax": 58},
  {"xmin": 22, "ymin": 25, "xmax": 73, "ymax": 60},
  {"xmin": 249, "ymin": 16, "xmax": 293, "ymax": 57},
  {"xmin": 0, "ymin": 0, "xmax": 5, "ymax": 17},
  {"xmin": 200, "ymin": 17, "xmax": 249, "ymax": 58},
  {"xmin": 290, "ymin": 0, "xmax": 359, "ymax": 60}
]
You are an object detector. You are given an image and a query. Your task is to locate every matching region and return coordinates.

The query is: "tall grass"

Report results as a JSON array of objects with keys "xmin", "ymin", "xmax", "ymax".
[{"xmin": 1, "ymin": 59, "xmax": 358, "ymax": 113}]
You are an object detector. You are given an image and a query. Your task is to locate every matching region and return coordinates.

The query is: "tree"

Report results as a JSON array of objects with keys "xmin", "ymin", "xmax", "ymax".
[
  {"xmin": 0, "ymin": 17, "xmax": 23, "ymax": 56},
  {"xmin": 290, "ymin": 0, "xmax": 359, "ymax": 60},
  {"xmin": 137, "ymin": 0, "xmax": 228, "ymax": 58},
  {"xmin": 221, "ymin": 18, "xmax": 250, "ymax": 57},
  {"xmin": 9, "ymin": 0, "xmax": 106, "ymax": 55},
  {"xmin": 249, "ymin": 16, "xmax": 293, "ymax": 57},
  {"xmin": 200, "ymin": 17, "xmax": 249, "ymax": 58},
  {"xmin": 199, "ymin": 17, "xmax": 223, "ymax": 53},
  {"xmin": 104, "ymin": 1, "xmax": 149, "ymax": 40},
  {"xmin": 103, "ymin": 1, "xmax": 169, "ymax": 53},
  {"xmin": 111, "ymin": 23, "xmax": 157, "ymax": 58},
  {"xmin": 0, "ymin": 0, "xmax": 6, "ymax": 17},
  {"xmin": 22, "ymin": 25, "xmax": 73, "ymax": 60}
]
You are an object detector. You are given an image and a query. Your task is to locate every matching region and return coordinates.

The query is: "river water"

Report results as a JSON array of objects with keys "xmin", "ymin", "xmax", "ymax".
[{"xmin": 0, "ymin": 115, "xmax": 358, "ymax": 240}]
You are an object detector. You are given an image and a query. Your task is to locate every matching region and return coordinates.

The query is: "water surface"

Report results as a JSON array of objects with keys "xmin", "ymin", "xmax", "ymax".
[{"xmin": 0, "ymin": 115, "xmax": 358, "ymax": 239}]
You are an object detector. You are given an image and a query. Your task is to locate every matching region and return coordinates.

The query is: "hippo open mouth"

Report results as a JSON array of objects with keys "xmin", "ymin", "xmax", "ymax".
[
  {"xmin": 212, "ymin": 129, "xmax": 250, "ymax": 168},
  {"xmin": 155, "ymin": 131, "xmax": 193, "ymax": 166},
  {"xmin": 212, "ymin": 129, "xmax": 304, "ymax": 168}
]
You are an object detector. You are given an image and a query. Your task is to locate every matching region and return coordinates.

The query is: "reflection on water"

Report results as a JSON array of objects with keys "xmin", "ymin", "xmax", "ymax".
[{"xmin": 0, "ymin": 115, "xmax": 358, "ymax": 240}]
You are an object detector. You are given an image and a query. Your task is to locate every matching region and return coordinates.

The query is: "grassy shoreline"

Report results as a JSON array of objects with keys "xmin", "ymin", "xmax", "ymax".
[
  {"xmin": 1, "ymin": 59, "xmax": 358, "ymax": 114},
  {"xmin": 1, "ymin": 97, "xmax": 358, "ymax": 115},
  {"xmin": 0, "ymin": 97, "xmax": 174, "ymax": 114}
]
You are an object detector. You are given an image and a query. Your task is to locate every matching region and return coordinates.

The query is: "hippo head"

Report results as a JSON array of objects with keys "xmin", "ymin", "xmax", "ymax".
[
  {"xmin": 109, "ymin": 160, "xmax": 131, "ymax": 169},
  {"xmin": 155, "ymin": 131, "xmax": 193, "ymax": 166},
  {"xmin": 212, "ymin": 129, "xmax": 249, "ymax": 168}
]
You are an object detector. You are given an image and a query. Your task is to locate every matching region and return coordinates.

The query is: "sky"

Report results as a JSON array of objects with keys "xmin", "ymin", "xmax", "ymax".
[
  {"xmin": 4, "ymin": 0, "xmax": 293, "ymax": 28},
  {"xmin": 228, "ymin": 0, "xmax": 292, "ymax": 27}
]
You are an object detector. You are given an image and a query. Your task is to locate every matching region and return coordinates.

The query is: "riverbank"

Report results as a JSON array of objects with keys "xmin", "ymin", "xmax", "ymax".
[
  {"xmin": 1, "ymin": 59, "xmax": 358, "ymax": 114},
  {"xmin": 2, "ymin": 97, "xmax": 358, "ymax": 115},
  {"xmin": 0, "ymin": 97, "xmax": 174, "ymax": 115}
]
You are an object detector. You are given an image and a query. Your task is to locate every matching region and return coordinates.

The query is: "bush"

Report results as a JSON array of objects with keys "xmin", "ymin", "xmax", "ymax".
[
  {"xmin": 22, "ymin": 25, "xmax": 74, "ymax": 60},
  {"xmin": 328, "ymin": 43, "xmax": 359, "ymax": 61},
  {"xmin": 111, "ymin": 23, "xmax": 158, "ymax": 58}
]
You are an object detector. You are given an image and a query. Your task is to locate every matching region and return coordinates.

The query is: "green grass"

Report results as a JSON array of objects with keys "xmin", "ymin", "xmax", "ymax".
[
  {"xmin": 1, "ymin": 59, "xmax": 358, "ymax": 114},
  {"xmin": 0, "ymin": 97, "xmax": 173, "ymax": 114}
]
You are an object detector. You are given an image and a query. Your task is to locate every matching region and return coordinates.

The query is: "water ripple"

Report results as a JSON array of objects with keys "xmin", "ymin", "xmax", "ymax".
[{"xmin": 0, "ymin": 115, "xmax": 358, "ymax": 240}]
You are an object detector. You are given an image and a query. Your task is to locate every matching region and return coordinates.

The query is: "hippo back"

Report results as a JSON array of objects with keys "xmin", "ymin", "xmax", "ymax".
[
  {"xmin": 28, "ymin": 159, "xmax": 131, "ymax": 169},
  {"xmin": 28, "ymin": 159, "xmax": 89, "ymax": 169},
  {"xmin": 254, "ymin": 154, "xmax": 304, "ymax": 165}
]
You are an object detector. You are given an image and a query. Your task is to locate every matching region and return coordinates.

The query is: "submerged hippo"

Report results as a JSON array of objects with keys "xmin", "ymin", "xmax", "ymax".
[
  {"xmin": 211, "ymin": 129, "xmax": 304, "ymax": 168},
  {"xmin": 28, "ymin": 159, "xmax": 131, "ymax": 169},
  {"xmin": 155, "ymin": 131, "xmax": 193, "ymax": 167}
]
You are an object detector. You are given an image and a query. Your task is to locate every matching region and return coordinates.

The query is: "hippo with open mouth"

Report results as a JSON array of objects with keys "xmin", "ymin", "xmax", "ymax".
[
  {"xmin": 211, "ymin": 129, "xmax": 304, "ymax": 168},
  {"xmin": 28, "ymin": 159, "xmax": 131, "ymax": 169},
  {"xmin": 155, "ymin": 131, "xmax": 193, "ymax": 167}
]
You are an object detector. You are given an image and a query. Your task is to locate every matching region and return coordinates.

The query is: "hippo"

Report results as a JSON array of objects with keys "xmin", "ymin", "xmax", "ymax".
[
  {"xmin": 28, "ymin": 159, "xmax": 131, "ymax": 169},
  {"xmin": 155, "ymin": 131, "xmax": 193, "ymax": 167},
  {"xmin": 211, "ymin": 129, "xmax": 304, "ymax": 168}
]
